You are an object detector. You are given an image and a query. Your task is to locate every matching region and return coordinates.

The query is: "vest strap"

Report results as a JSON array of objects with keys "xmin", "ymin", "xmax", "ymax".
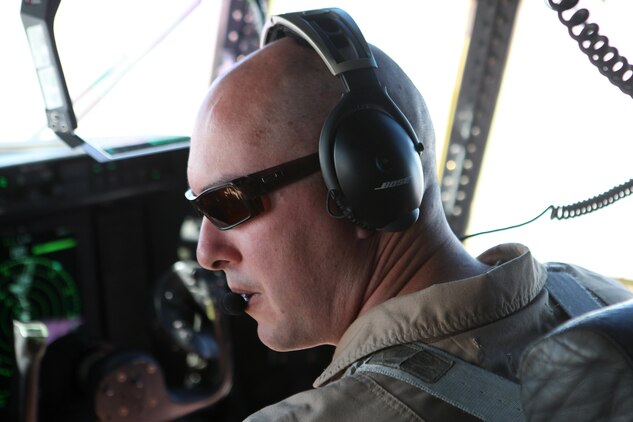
[{"xmin": 350, "ymin": 269, "xmax": 602, "ymax": 421}]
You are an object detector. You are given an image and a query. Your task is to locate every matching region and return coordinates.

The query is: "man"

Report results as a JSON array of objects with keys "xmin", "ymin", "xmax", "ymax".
[{"xmin": 186, "ymin": 9, "xmax": 631, "ymax": 421}]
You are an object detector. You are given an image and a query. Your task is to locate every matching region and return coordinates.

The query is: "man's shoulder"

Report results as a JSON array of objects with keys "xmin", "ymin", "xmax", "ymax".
[{"xmin": 245, "ymin": 371, "xmax": 426, "ymax": 422}]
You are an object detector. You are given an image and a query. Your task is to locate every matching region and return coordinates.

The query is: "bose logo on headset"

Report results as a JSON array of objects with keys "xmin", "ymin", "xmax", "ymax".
[
  {"xmin": 375, "ymin": 177, "xmax": 412, "ymax": 191},
  {"xmin": 261, "ymin": 8, "xmax": 424, "ymax": 232}
]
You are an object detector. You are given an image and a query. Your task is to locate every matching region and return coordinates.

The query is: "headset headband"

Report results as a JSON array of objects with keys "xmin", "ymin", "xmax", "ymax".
[
  {"xmin": 262, "ymin": 9, "xmax": 376, "ymax": 76},
  {"xmin": 260, "ymin": 9, "xmax": 425, "ymax": 231}
]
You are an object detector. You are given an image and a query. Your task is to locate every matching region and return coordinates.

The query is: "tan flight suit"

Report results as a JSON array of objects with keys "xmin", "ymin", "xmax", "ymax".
[{"xmin": 247, "ymin": 243, "xmax": 632, "ymax": 421}]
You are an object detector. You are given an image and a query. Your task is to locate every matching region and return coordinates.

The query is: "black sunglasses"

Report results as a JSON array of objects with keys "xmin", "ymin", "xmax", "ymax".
[{"xmin": 185, "ymin": 153, "xmax": 321, "ymax": 230}]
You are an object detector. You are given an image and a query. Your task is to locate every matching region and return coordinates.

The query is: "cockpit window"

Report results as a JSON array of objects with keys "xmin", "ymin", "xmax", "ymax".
[
  {"xmin": 465, "ymin": 1, "xmax": 633, "ymax": 282},
  {"xmin": 1, "ymin": 0, "xmax": 222, "ymax": 163}
]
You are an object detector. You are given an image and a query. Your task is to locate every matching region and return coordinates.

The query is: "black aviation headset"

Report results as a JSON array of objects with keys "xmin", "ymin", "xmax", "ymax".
[{"xmin": 261, "ymin": 8, "xmax": 425, "ymax": 232}]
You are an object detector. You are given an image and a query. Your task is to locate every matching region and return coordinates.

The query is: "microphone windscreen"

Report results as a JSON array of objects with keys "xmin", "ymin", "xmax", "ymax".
[{"xmin": 221, "ymin": 292, "xmax": 247, "ymax": 316}]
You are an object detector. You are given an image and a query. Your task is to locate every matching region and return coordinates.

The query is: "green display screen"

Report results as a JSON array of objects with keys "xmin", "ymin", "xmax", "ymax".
[{"xmin": 0, "ymin": 227, "xmax": 82, "ymax": 410}]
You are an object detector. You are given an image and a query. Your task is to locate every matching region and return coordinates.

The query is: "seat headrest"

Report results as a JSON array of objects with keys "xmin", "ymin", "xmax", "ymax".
[{"xmin": 519, "ymin": 299, "xmax": 633, "ymax": 421}]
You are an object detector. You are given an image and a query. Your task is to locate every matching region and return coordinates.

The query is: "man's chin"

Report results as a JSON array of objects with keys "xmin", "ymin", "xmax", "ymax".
[{"xmin": 256, "ymin": 324, "xmax": 316, "ymax": 352}]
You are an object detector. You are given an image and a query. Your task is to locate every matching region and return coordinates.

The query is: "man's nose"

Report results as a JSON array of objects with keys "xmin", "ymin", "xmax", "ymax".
[{"xmin": 196, "ymin": 218, "xmax": 241, "ymax": 271}]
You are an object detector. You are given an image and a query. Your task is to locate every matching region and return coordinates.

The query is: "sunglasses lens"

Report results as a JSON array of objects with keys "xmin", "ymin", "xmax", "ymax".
[{"xmin": 196, "ymin": 185, "xmax": 252, "ymax": 229}]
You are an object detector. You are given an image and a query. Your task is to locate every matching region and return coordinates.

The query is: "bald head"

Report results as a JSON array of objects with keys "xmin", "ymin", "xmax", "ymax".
[
  {"xmin": 192, "ymin": 38, "xmax": 341, "ymax": 162},
  {"xmin": 191, "ymin": 36, "xmax": 437, "ymax": 192}
]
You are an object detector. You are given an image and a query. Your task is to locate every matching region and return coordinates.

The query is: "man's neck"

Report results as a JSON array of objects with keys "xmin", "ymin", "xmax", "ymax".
[{"xmin": 357, "ymin": 221, "xmax": 490, "ymax": 317}]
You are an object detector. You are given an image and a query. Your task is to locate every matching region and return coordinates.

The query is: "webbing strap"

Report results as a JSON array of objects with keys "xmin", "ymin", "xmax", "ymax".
[
  {"xmin": 352, "ymin": 270, "xmax": 601, "ymax": 421},
  {"xmin": 354, "ymin": 342, "xmax": 524, "ymax": 422},
  {"xmin": 545, "ymin": 270, "xmax": 602, "ymax": 317}
]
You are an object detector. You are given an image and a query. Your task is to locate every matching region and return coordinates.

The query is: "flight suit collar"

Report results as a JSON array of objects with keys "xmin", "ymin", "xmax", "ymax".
[{"xmin": 314, "ymin": 243, "xmax": 546, "ymax": 387}]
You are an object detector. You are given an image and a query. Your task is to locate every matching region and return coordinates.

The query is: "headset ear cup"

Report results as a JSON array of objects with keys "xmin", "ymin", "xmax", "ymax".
[{"xmin": 320, "ymin": 95, "xmax": 423, "ymax": 231}]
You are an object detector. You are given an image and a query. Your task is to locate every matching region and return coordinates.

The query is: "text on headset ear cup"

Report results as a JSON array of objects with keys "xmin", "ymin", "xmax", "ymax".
[{"xmin": 320, "ymin": 104, "xmax": 424, "ymax": 231}]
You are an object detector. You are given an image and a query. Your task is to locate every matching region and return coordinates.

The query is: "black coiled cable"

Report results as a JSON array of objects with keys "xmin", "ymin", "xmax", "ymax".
[
  {"xmin": 459, "ymin": 2, "xmax": 633, "ymax": 241},
  {"xmin": 460, "ymin": 179, "xmax": 633, "ymax": 241},
  {"xmin": 550, "ymin": 178, "xmax": 633, "ymax": 219},
  {"xmin": 548, "ymin": 0, "xmax": 633, "ymax": 98}
]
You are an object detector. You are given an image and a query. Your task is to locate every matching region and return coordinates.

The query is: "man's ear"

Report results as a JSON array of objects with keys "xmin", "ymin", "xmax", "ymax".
[{"xmin": 355, "ymin": 226, "xmax": 374, "ymax": 240}]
